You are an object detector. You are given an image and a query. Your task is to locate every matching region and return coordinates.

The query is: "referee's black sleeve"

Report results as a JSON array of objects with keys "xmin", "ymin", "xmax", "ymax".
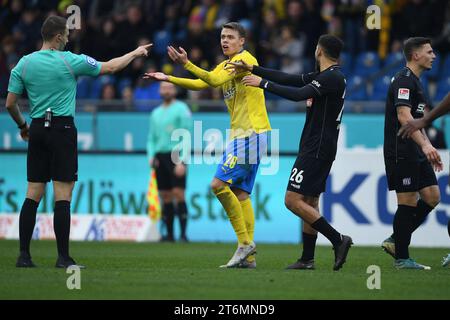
[
  {"xmin": 259, "ymin": 80, "xmax": 320, "ymax": 101},
  {"xmin": 253, "ymin": 65, "xmax": 315, "ymax": 87}
]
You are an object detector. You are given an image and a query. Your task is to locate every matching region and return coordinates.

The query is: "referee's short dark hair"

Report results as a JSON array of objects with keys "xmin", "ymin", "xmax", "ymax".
[
  {"xmin": 222, "ymin": 22, "xmax": 246, "ymax": 38},
  {"xmin": 403, "ymin": 37, "xmax": 432, "ymax": 61},
  {"xmin": 318, "ymin": 34, "xmax": 344, "ymax": 61},
  {"xmin": 41, "ymin": 16, "xmax": 67, "ymax": 42}
]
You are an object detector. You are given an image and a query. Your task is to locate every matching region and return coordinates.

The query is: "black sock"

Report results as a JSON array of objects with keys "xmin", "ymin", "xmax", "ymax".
[
  {"xmin": 19, "ymin": 198, "xmax": 39, "ymax": 256},
  {"xmin": 393, "ymin": 205, "xmax": 414, "ymax": 259},
  {"xmin": 411, "ymin": 199, "xmax": 433, "ymax": 233},
  {"xmin": 300, "ymin": 232, "xmax": 317, "ymax": 261},
  {"xmin": 311, "ymin": 217, "xmax": 341, "ymax": 247},
  {"xmin": 53, "ymin": 201, "xmax": 71, "ymax": 258},
  {"xmin": 390, "ymin": 200, "xmax": 434, "ymax": 240},
  {"xmin": 177, "ymin": 201, "xmax": 188, "ymax": 238},
  {"xmin": 163, "ymin": 202, "xmax": 175, "ymax": 238}
]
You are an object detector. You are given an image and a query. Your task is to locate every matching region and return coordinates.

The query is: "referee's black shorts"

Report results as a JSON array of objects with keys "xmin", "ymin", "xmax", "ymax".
[
  {"xmin": 154, "ymin": 152, "xmax": 186, "ymax": 191},
  {"xmin": 27, "ymin": 116, "xmax": 78, "ymax": 183},
  {"xmin": 384, "ymin": 158, "xmax": 437, "ymax": 192}
]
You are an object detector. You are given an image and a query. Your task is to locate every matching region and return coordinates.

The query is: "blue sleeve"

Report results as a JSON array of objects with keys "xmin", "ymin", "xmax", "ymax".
[
  {"xmin": 7, "ymin": 57, "xmax": 26, "ymax": 94},
  {"xmin": 66, "ymin": 52, "xmax": 102, "ymax": 77}
]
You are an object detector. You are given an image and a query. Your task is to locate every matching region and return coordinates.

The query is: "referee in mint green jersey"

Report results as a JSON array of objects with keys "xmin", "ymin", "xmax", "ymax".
[
  {"xmin": 147, "ymin": 81, "xmax": 192, "ymax": 242},
  {"xmin": 6, "ymin": 16, "xmax": 152, "ymax": 268}
]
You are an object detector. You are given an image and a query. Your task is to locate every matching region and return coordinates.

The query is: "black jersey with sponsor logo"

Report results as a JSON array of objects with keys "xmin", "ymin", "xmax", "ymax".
[
  {"xmin": 298, "ymin": 66, "xmax": 346, "ymax": 161},
  {"xmin": 384, "ymin": 67, "xmax": 428, "ymax": 162}
]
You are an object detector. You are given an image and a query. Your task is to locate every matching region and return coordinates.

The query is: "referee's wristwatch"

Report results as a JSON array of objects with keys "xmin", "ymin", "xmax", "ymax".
[{"xmin": 18, "ymin": 121, "xmax": 27, "ymax": 129}]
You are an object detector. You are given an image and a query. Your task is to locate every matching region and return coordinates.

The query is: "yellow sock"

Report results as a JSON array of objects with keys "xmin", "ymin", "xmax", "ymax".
[
  {"xmin": 240, "ymin": 198, "xmax": 256, "ymax": 262},
  {"xmin": 240, "ymin": 198, "xmax": 254, "ymax": 241},
  {"xmin": 213, "ymin": 186, "xmax": 250, "ymax": 245}
]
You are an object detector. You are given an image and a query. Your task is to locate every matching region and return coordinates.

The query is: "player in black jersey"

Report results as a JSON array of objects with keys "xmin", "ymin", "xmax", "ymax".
[
  {"xmin": 398, "ymin": 93, "xmax": 450, "ymax": 268},
  {"xmin": 382, "ymin": 37, "xmax": 443, "ymax": 270},
  {"xmin": 227, "ymin": 35, "xmax": 352, "ymax": 271}
]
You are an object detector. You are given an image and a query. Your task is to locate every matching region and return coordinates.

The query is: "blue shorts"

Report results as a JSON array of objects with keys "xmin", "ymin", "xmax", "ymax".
[{"xmin": 214, "ymin": 132, "xmax": 268, "ymax": 194}]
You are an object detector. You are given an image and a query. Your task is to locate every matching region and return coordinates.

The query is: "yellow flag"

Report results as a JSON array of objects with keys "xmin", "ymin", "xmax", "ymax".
[{"xmin": 147, "ymin": 170, "xmax": 161, "ymax": 221}]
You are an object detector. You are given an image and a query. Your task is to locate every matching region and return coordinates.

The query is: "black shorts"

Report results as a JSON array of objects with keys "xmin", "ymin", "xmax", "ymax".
[
  {"xmin": 286, "ymin": 155, "xmax": 333, "ymax": 197},
  {"xmin": 28, "ymin": 117, "xmax": 78, "ymax": 183},
  {"xmin": 385, "ymin": 159, "xmax": 437, "ymax": 192},
  {"xmin": 154, "ymin": 152, "xmax": 186, "ymax": 191}
]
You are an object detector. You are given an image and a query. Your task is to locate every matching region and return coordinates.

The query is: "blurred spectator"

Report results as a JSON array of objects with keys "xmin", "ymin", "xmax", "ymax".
[
  {"xmin": 100, "ymin": 83, "xmax": 119, "ymax": 109},
  {"xmin": 214, "ymin": 0, "xmax": 249, "ymax": 29},
  {"xmin": 336, "ymin": 0, "xmax": 366, "ymax": 56},
  {"xmin": 121, "ymin": 86, "xmax": 135, "ymax": 110},
  {"xmin": 301, "ymin": 0, "xmax": 327, "ymax": 73},
  {"xmin": 91, "ymin": 18, "xmax": 120, "ymax": 61},
  {"xmin": 115, "ymin": 3, "xmax": 150, "ymax": 55},
  {"xmin": 274, "ymin": 25, "xmax": 305, "ymax": 74},
  {"xmin": 189, "ymin": 0, "xmax": 219, "ymax": 32},
  {"xmin": 12, "ymin": 8, "xmax": 41, "ymax": 54},
  {"xmin": 134, "ymin": 63, "xmax": 161, "ymax": 111},
  {"xmin": 0, "ymin": 0, "xmax": 23, "ymax": 41},
  {"xmin": 433, "ymin": 2, "xmax": 450, "ymax": 54},
  {"xmin": 257, "ymin": 8, "xmax": 280, "ymax": 68}
]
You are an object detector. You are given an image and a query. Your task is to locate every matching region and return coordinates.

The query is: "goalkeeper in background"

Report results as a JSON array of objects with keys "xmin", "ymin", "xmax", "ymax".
[
  {"xmin": 144, "ymin": 22, "xmax": 271, "ymax": 268},
  {"xmin": 147, "ymin": 81, "xmax": 192, "ymax": 242}
]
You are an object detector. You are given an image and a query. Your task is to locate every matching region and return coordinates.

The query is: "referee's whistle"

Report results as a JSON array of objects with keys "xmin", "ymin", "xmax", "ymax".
[{"xmin": 44, "ymin": 108, "xmax": 52, "ymax": 128}]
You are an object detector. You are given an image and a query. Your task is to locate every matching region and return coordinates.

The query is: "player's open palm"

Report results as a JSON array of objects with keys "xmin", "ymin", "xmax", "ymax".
[
  {"xmin": 168, "ymin": 46, "xmax": 188, "ymax": 64},
  {"xmin": 143, "ymin": 72, "xmax": 168, "ymax": 81}
]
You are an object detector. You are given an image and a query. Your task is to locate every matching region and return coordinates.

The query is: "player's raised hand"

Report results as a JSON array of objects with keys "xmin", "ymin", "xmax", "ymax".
[
  {"xmin": 242, "ymin": 75, "xmax": 262, "ymax": 87},
  {"xmin": 398, "ymin": 118, "xmax": 427, "ymax": 139},
  {"xmin": 143, "ymin": 72, "xmax": 169, "ymax": 81},
  {"xmin": 168, "ymin": 46, "xmax": 188, "ymax": 64},
  {"xmin": 134, "ymin": 43, "xmax": 153, "ymax": 57},
  {"xmin": 225, "ymin": 60, "xmax": 253, "ymax": 73}
]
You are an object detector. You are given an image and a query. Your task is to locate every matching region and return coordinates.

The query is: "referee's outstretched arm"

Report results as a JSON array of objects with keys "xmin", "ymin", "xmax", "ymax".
[{"xmin": 100, "ymin": 43, "xmax": 153, "ymax": 74}]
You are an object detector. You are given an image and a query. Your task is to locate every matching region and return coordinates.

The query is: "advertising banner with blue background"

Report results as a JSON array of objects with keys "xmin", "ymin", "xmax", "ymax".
[
  {"xmin": 1, "ymin": 112, "xmax": 449, "ymax": 245},
  {"xmin": 1, "ymin": 151, "xmax": 449, "ymax": 246}
]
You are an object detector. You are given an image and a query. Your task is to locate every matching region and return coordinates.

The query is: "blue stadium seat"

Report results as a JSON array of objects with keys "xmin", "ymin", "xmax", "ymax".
[
  {"xmin": 76, "ymin": 76, "xmax": 91, "ymax": 99},
  {"xmin": 419, "ymin": 76, "xmax": 430, "ymax": 101},
  {"xmin": 346, "ymin": 76, "xmax": 367, "ymax": 100},
  {"xmin": 339, "ymin": 52, "xmax": 353, "ymax": 77},
  {"xmin": 440, "ymin": 54, "xmax": 450, "ymax": 78},
  {"xmin": 153, "ymin": 30, "xmax": 172, "ymax": 57},
  {"xmin": 370, "ymin": 75, "xmax": 391, "ymax": 101},
  {"xmin": 118, "ymin": 78, "xmax": 132, "ymax": 96},
  {"xmin": 434, "ymin": 76, "xmax": 450, "ymax": 101},
  {"xmin": 90, "ymin": 75, "xmax": 116, "ymax": 99},
  {"xmin": 354, "ymin": 51, "xmax": 380, "ymax": 77},
  {"xmin": 383, "ymin": 52, "xmax": 404, "ymax": 77}
]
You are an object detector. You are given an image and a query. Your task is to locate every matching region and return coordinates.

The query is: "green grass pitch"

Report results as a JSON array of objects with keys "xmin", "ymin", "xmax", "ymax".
[{"xmin": 0, "ymin": 240, "xmax": 449, "ymax": 300}]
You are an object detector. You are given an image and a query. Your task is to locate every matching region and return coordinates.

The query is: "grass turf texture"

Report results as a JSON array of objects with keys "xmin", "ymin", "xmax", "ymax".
[{"xmin": 0, "ymin": 240, "xmax": 449, "ymax": 299}]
